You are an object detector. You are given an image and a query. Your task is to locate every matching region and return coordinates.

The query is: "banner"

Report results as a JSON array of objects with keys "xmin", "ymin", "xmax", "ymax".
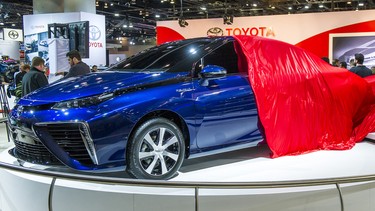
[{"xmin": 3, "ymin": 28, "xmax": 23, "ymax": 42}]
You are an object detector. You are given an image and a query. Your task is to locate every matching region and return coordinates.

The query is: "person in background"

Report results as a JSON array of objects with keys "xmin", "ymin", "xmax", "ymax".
[
  {"xmin": 321, "ymin": 57, "xmax": 330, "ymax": 64},
  {"xmin": 349, "ymin": 59, "xmax": 356, "ymax": 68},
  {"xmin": 339, "ymin": 61, "xmax": 347, "ymax": 69},
  {"xmin": 332, "ymin": 59, "xmax": 340, "ymax": 67},
  {"xmin": 371, "ymin": 66, "xmax": 375, "ymax": 75},
  {"xmin": 56, "ymin": 50, "xmax": 90, "ymax": 78},
  {"xmin": 22, "ymin": 57, "xmax": 48, "ymax": 97},
  {"xmin": 349, "ymin": 53, "xmax": 372, "ymax": 78},
  {"xmin": 91, "ymin": 65, "xmax": 98, "ymax": 72},
  {"xmin": 14, "ymin": 64, "xmax": 30, "ymax": 99}
]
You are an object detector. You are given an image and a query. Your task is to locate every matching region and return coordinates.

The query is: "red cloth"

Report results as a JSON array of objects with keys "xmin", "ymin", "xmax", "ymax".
[{"xmin": 233, "ymin": 35, "xmax": 375, "ymax": 158}]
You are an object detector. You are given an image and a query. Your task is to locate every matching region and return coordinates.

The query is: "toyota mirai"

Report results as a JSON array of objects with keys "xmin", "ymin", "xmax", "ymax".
[{"xmin": 8, "ymin": 36, "xmax": 263, "ymax": 180}]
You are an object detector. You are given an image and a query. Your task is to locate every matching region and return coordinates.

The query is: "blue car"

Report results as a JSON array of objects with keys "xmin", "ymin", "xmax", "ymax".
[{"xmin": 8, "ymin": 37, "xmax": 262, "ymax": 179}]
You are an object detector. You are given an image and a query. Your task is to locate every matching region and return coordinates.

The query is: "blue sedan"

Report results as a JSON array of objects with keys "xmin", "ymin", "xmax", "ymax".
[{"xmin": 8, "ymin": 37, "xmax": 262, "ymax": 179}]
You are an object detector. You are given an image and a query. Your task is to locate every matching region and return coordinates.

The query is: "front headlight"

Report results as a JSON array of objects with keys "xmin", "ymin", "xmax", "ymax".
[{"xmin": 52, "ymin": 93, "xmax": 114, "ymax": 110}]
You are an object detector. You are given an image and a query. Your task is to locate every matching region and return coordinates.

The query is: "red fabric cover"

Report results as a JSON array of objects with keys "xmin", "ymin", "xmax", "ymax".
[{"xmin": 233, "ymin": 35, "xmax": 375, "ymax": 158}]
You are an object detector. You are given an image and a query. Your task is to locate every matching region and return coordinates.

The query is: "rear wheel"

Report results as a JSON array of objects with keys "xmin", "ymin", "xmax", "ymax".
[{"xmin": 127, "ymin": 117, "xmax": 185, "ymax": 180}]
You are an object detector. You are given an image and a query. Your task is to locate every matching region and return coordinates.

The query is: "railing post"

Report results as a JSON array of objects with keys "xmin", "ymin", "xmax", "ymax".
[
  {"xmin": 335, "ymin": 183, "xmax": 344, "ymax": 211},
  {"xmin": 195, "ymin": 187, "xmax": 199, "ymax": 211}
]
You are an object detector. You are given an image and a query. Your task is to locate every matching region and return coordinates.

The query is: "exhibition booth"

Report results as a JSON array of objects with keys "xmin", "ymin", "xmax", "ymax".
[{"xmin": 2, "ymin": 5, "xmax": 375, "ymax": 211}]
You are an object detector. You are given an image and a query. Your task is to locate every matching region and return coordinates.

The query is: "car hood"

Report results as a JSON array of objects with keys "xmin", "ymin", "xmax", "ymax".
[{"xmin": 19, "ymin": 71, "xmax": 188, "ymax": 106}]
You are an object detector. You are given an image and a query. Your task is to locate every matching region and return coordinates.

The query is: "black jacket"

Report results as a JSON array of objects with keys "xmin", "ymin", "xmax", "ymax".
[
  {"xmin": 350, "ymin": 65, "xmax": 372, "ymax": 78},
  {"xmin": 21, "ymin": 67, "xmax": 49, "ymax": 97},
  {"xmin": 65, "ymin": 61, "xmax": 90, "ymax": 78}
]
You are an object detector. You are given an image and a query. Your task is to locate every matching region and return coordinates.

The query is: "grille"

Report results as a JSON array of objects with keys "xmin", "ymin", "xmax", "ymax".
[
  {"xmin": 13, "ymin": 139, "xmax": 61, "ymax": 165},
  {"xmin": 43, "ymin": 123, "xmax": 94, "ymax": 165}
]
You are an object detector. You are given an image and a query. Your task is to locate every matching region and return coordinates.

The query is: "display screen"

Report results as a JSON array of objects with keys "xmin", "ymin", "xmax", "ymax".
[{"xmin": 330, "ymin": 32, "xmax": 375, "ymax": 68}]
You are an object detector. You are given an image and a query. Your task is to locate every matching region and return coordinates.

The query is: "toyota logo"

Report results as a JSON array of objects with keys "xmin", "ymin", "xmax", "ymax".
[
  {"xmin": 89, "ymin": 25, "xmax": 101, "ymax": 41},
  {"xmin": 8, "ymin": 30, "xmax": 19, "ymax": 39},
  {"xmin": 207, "ymin": 27, "xmax": 224, "ymax": 36}
]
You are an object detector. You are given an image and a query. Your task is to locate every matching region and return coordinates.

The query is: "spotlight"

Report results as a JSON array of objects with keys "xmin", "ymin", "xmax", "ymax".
[
  {"xmin": 223, "ymin": 14, "xmax": 233, "ymax": 25},
  {"xmin": 178, "ymin": 17, "xmax": 189, "ymax": 27}
]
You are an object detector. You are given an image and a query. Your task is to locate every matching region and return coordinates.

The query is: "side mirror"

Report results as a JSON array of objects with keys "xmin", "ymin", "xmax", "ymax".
[{"xmin": 200, "ymin": 65, "xmax": 227, "ymax": 79}]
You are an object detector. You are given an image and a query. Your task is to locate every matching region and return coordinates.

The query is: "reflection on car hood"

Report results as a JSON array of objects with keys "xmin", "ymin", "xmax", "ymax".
[{"xmin": 19, "ymin": 71, "xmax": 188, "ymax": 105}]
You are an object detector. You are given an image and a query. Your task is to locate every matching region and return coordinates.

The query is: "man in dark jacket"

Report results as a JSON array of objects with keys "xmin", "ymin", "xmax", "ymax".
[
  {"xmin": 349, "ymin": 53, "xmax": 372, "ymax": 78},
  {"xmin": 22, "ymin": 57, "xmax": 49, "ymax": 97},
  {"xmin": 64, "ymin": 50, "xmax": 90, "ymax": 78}
]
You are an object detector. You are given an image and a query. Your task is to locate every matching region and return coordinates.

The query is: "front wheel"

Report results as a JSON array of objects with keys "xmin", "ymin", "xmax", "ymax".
[{"xmin": 127, "ymin": 118, "xmax": 185, "ymax": 180}]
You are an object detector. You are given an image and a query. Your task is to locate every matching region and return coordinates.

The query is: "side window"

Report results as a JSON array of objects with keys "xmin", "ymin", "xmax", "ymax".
[{"xmin": 202, "ymin": 41, "xmax": 239, "ymax": 74}]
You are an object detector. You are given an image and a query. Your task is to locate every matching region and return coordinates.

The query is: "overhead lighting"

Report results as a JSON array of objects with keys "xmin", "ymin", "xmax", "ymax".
[
  {"xmin": 319, "ymin": 4, "xmax": 324, "ymax": 8},
  {"xmin": 110, "ymin": 3, "xmax": 114, "ymax": 6},
  {"xmin": 104, "ymin": 3, "xmax": 108, "ymax": 8},
  {"xmin": 252, "ymin": 4, "xmax": 257, "ymax": 7},
  {"xmin": 178, "ymin": 17, "xmax": 189, "ymax": 27},
  {"xmin": 223, "ymin": 14, "xmax": 233, "ymax": 25},
  {"xmin": 96, "ymin": 1, "xmax": 99, "ymax": 7},
  {"xmin": 178, "ymin": 0, "xmax": 188, "ymax": 27},
  {"xmin": 288, "ymin": 6, "xmax": 292, "ymax": 10},
  {"xmin": 358, "ymin": 2, "xmax": 364, "ymax": 6},
  {"xmin": 304, "ymin": 5, "xmax": 309, "ymax": 9},
  {"xmin": 155, "ymin": 14, "xmax": 160, "ymax": 18},
  {"xmin": 347, "ymin": 1, "xmax": 352, "ymax": 4},
  {"xmin": 200, "ymin": 6, "xmax": 207, "ymax": 11},
  {"xmin": 123, "ymin": 24, "xmax": 128, "ymax": 28},
  {"xmin": 223, "ymin": 0, "xmax": 233, "ymax": 25},
  {"xmin": 129, "ymin": 22, "xmax": 133, "ymax": 28},
  {"xmin": 114, "ymin": 13, "xmax": 119, "ymax": 17}
]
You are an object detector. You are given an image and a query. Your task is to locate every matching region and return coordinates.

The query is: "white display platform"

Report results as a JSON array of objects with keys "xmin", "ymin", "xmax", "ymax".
[{"xmin": 1, "ymin": 140, "xmax": 375, "ymax": 211}]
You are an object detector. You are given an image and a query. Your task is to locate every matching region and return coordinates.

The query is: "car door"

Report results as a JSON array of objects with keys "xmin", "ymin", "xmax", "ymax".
[{"xmin": 192, "ymin": 41, "xmax": 261, "ymax": 150}]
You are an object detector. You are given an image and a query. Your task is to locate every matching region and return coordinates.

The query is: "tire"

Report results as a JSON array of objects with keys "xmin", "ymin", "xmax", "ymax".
[{"xmin": 127, "ymin": 117, "xmax": 185, "ymax": 180}]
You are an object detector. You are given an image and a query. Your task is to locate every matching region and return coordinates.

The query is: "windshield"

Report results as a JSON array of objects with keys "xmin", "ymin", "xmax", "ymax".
[{"xmin": 107, "ymin": 38, "xmax": 215, "ymax": 73}]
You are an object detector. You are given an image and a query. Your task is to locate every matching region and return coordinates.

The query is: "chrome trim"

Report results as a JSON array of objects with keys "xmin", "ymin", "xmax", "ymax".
[{"xmin": 34, "ymin": 121, "xmax": 99, "ymax": 165}]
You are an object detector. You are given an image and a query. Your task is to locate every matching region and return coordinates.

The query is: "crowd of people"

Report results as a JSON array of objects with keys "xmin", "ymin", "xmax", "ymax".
[
  {"xmin": 323, "ymin": 53, "xmax": 374, "ymax": 78},
  {"xmin": 9, "ymin": 50, "xmax": 100, "ymax": 101}
]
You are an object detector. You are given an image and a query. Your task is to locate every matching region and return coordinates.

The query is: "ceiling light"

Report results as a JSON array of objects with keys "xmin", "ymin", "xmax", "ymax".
[
  {"xmin": 200, "ymin": 6, "xmax": 207, "ymax": 11},
  {"xmin": 104, "ymin": 3, "xmax": 108, "ymax": 8},
  {"xmin": 347, "ymin": 1, "xmax": 352, "ymax": 4},
  {"xmin": 304, "ymin": 5, "xmax": 309, "ymax": 9},
  {"xmin": 170, "ymin": 0, "xmax": 175, "ymax": 4},
  {"xmin": 178, "ymin": 17, "xmax": 189, "ymax": 27},
  {"xmin": 123, "ymin": 24, "xmax": 128, "ymax": 28},
  {"xmin": 114, "ymin": 13, "xmax": 119, "ymax": 16},
  {"xmin": 96, "ymin": 1, "xmax": 99, "ymax": 7},
  {"xmin": 288, "ymin": 6, "xmax": 292, "ymax": 10},
  {"xmin": 129, "ymin": 23, "xmax": 133, "ymax": 27},
  {"xmin": 319, "ymin": 4, "xmax": 324, "ymax": 8},
  {"xmin": 358, "ymin": 2, "xmax": 364, "ymax": 6},
  {"xmin": 223, "ymin": 14, "xmax": 233, "ymax": 25},
  {"xmin": 155, "ymin": 14, "xmax": 160, "ymax": 18},
  {"xmin": 253, "ymin": 4, "xmax": 257, "ymax": 7},
  {"xmin": 178, "ymin": 0, "xmax": 188, "ymax": 27},
  {"xmin": 110, "ymin": 3, "xmax": 114, "ymax": 6}
]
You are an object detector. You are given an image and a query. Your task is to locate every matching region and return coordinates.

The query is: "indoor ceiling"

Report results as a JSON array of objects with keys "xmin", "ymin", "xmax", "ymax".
[{"xmin": 1, "ymin": 0, "xmax": 375, "ymax": 41}]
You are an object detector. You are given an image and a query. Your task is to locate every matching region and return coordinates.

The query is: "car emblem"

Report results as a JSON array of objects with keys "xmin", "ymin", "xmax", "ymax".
[
  {"xmin": 207, "ymin": 27, "xmax": 224, "ymax": 36},
  {"xmin": 8, "ymin": 30, "xmax": 19, "ymax": 39}
]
